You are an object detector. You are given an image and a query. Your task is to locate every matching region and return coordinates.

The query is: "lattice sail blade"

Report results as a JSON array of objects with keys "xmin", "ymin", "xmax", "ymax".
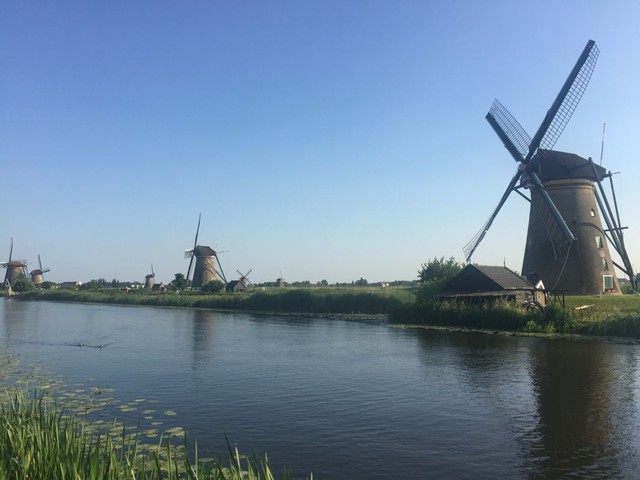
[
  {"xmin": 527, "ymin": 40, "xmax": 599, "ymax": 161},
  {"xmin": 463, "ymin": 169, "xmax": 522, "ymax": 262},
  {"xmin": 486, "ymin": 99, "xmax": 531, "ymax": 162},
  {"xmin": 540, "ymin": 42, "xmax": 599, "ymax": 150}
]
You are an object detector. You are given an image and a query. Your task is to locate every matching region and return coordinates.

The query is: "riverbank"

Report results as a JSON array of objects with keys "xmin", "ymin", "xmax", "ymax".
[
  {"xmin": 392, "ymin": 294, "xmax": 640, "ymax": 339},
  {"xmin": 12, "ymin": 287, "xmax": 415, "ymax": 315},
  {"xmin": 9, "ymin": 287, "xmax": 640, "ymax": 340}
]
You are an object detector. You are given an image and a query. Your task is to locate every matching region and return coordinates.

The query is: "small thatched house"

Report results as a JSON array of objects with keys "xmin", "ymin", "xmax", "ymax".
[{"xmin": 439, "ymin": 264, "xmax": 546, "ymax": 307}]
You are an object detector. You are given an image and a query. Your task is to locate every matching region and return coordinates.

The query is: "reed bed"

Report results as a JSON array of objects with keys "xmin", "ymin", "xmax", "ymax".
[
  {"xmin": 0, "ymin": 388, "xmax": 303, "ymax": 480},
  {"xmin": 15, "ymin": 287, "xmax": 640, "ymax": 339},
  {"xmin": 18, "ymin": 287, "xmax": 415, "ymax": 315},
  {"xmin": 392, "ymin": 294, "xmax": 640, "ymax": 338}
]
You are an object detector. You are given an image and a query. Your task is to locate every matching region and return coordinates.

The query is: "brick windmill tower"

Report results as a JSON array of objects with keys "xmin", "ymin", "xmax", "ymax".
[{"xmin": 464, "ymin": 40, "xmax": 635, "ymax": 294}]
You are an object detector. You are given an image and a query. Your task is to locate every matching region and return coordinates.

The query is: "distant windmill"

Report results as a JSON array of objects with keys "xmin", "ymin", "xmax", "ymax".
[
  {"xmin": 144, "ymin": 264, "xmax": 155, "ymax": 289},
  {"xmin": 464, "ymin": 40, "xmax": 635, "ymax": 294},
  {"xmin": 30, "ymin": 254, "xmax": 50, "ymax": 287},
  {"xmin": 184, "ymin": 214, "xmax": 227, "ymax": 288},
  {"xmin": 236, "ymin": 269, "xmax": 253, "ymax": 289},
  {"xmin": 1, "ymin": 238, "xmax": 28, "ymax": 289}
]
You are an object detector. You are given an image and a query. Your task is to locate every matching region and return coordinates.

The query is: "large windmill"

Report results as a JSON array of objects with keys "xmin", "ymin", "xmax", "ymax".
[
  {"xmin": 184, "ymin": 214, "xmax": 227, "ymax": 288},
  {"xmin": 30, "ymin": 254, "xmax": 50, "ymax": 287},
  {"xmin": 464, "ymin": 40, "xmax": 635, "ymax": 294},
  {"xmin": 2, "ymin": 238, "xmax": 29, "ymax": 289}
]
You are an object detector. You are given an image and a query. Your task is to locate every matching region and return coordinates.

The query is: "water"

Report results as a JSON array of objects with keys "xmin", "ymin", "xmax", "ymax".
[{"xmin": 1, "ymin": 297, "xmax": 640, "ymax": 479}]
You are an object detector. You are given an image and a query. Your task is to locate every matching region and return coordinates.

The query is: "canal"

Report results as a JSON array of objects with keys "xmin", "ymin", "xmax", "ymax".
[{"xmin": 1, "ymin": 298, "xmax": 639, "ymax": 478}]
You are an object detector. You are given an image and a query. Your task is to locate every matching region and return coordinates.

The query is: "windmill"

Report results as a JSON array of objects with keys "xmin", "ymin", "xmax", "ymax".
[
  {"xmin": 184, "ymin": 213, "xmax": 227, "ymax": 288},
  {"xmin": 2, "ymin": 238, "xmax": 29, "ymax": 289},
  {"xmin": 236, "ymin": 269, "xmax": 253, "ymax": 289},
  {"xmin": 30, "ymin": 254, "xmax": 50, "ymax": 287},
  {"xmin": 144, "ymin": 264, "xmax": 155, "ymax": 289},
  {"xmin": 464, "ymin": 40, "xmax": 635, "ymax": 294}
]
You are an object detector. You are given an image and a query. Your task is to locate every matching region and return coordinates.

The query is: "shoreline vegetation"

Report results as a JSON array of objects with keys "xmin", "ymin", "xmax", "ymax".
[
  {"xmin": 12, "ymin": 287, "xmax": 413, "ymax": 316},
  {"xmin": 0, "ymin": 386, "xmax": 304, "ymax": 480},
  {"xmin": 0, "ymin": 346, "xmax": 308, "ymax": 480},
  {"xmin": 9, "ymin": 286, "xmax": 640, "ymax": 339}
]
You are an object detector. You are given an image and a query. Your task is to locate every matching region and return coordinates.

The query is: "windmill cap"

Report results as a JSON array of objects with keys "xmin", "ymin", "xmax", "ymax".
[
  {"xmin": 193, "ymin": 245, "xmax": 217, "ymax": 256},
  {"xmin": 533, "ymin": 149, "xmax": 608, "ymax": 182}
]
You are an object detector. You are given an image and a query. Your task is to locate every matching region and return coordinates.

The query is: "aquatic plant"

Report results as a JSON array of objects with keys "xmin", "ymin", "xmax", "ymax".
[{"xmin": 0, "ymin": 388, "xmax": 305, "ymax": 479}]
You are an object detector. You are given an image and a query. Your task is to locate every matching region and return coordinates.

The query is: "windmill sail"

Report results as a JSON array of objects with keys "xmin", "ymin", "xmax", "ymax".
[
  {"xmin": 465, "ymin": 40, "xmax": 598, "ymax": 262},
  {"xmin": 186, "ymin": 213, "xmax": 201, "ymax": 283}
]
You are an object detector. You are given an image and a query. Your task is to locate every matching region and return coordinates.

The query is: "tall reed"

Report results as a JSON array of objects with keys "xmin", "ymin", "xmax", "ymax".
[{"xmin": 0, "ymin": 388, "xmax": 305, "ymax": 479}]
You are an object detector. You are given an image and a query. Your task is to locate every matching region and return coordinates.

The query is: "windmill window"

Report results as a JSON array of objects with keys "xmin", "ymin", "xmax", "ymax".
[
  {"xmin": 602, "ymin": 257, "xmax": 609, "ymax": 271},
  {"xmin": 595, "ymin": 236, "xmax": 603, "ymax": 249},
  {"xmin": 590, "ymin": 209, "xmax": 596, "ymax": 217},
  {"xmin": 603, "ymin": 275, "xmax": 614, "ymax": 291}
]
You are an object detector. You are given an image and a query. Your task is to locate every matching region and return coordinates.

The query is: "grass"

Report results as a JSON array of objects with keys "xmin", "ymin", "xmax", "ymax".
[
  {"xmin": 391, "ymin": 294, "xmax": 640, "ymax": 339},
  {"xmin": 0, "ymin": 349, "xmax": 306, "ymax": 480},
  {"xmin": 0, "ymin": 387, "xmax": 305, "ymax": 480},
  {"xmin": 12, "ymin": 286, "xmax": 640, "ymax": 339},
  {"xmin": 562, "ymin": 294, "xmax": 640, "ymax": 338},
  {"xmin": 16, "ymin": 286, "xmax": 416, "ymax": 315}
]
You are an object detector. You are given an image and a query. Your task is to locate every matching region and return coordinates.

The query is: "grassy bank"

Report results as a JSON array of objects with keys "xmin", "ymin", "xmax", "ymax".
[
  {"xmin": 10, "ymin": 287, "xmax": 640, "ymax": 339},
  {"xmin": 15, "ymin": 287, "xmax": 415, "ymax": 315},
  {"xmin": 391, "ymin": 294, "xmax": 640, "ymax": 339}
]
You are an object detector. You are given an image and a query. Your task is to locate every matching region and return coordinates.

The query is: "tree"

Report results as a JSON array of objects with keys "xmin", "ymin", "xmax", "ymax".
[
  {"xmin": 80, "ymin": 280, "xmax": 100, "ymax": 291},
  {"xmin": 354, "ymin": 277, "xmax": 368, "ymax": 287},
  {"xmin": 170, "ymin": 273, "xmax": 188, "ymax": 291},
  {"xmin": 201, "ymin": 280, "xmax": 224, "ymax": 293},
  {"xmin": 12, "ymin": 276, "xmax": 35, "ymax": 293},
  {"xmin": 418, "ymin": 257, "xmax": 463, "ymax": 285},
  {"xmin": 417, "ymin": 257, "xmax": 464, "ymax": 300}
]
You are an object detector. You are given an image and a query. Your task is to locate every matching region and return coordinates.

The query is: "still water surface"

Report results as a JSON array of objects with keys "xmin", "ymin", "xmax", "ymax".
[{"xmin": 1, "ymin": 298, "xmax": 640, "ymax": 479}]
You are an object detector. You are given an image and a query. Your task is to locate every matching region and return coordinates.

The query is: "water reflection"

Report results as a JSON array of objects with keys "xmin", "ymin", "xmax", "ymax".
[
  {"xmin": 416, "ymin": 328, "xmax": 640, "ymax": 479},
  {"xmin": 529, "ymin": 341, "xmax": 634, "ymax": 478},
  {"xmin": 2, "ymin": 298, "xmax": 36, "ymax": 339},
  {"xmin": 191, "ymin": 309, "xmax": 216, "ymax": 370}
]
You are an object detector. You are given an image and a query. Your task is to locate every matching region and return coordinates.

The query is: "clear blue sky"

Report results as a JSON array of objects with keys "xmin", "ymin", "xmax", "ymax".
[{"xmin": 1, "ymin": 1, "xmax": 639, "ymax": 284}]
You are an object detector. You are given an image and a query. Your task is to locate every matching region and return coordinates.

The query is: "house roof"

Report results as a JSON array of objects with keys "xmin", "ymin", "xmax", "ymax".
[{"xmin": 441, "ymin": 264, "xmax": 534, "ymax": 294}]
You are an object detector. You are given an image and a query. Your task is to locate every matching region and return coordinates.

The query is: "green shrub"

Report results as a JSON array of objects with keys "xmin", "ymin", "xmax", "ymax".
[
  {"xmin": 12, "ymin": 276, "xmax": 34, "ymax": 293},
  {"xmin": 202, "ymin": 280, "xmax": 225, "ymax": 293},
  {"xmin": 533, "ymin": 302, "xmax": 576, "ymax": 332}
]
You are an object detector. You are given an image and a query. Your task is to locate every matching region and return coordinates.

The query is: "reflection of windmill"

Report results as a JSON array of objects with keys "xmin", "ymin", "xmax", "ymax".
[
  {"xmin": 144, "ymin": 264, "xmax": 155, "ymax": 289},
  {"xmin": 236, "ymin": 269, "xmax": 253, "ymax": 289},
  {"xmin": 30, "ymin": 254, "xmax": 50, "ymax": 287},
  {"xmin": 2, "ymin": 238, "xmax": 28, "ymax": 289},
  {"xmin": 184, "ymin": 214, "xmax": 227, "ymax": 288},
  {"xmin": 464, "ymin": 40, "xmax": 635, "ymax": 294}
]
